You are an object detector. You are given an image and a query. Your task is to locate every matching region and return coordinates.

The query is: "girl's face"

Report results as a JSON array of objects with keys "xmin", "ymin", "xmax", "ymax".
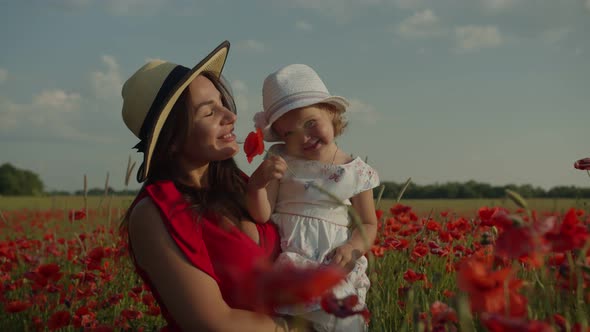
[
  {"xmin": 272, "ymin": 105, "xmax": 336, "ymax": 161},
  {"xmin": 178, "ymin": 75, "xmax": 238, "ymax": 166}
]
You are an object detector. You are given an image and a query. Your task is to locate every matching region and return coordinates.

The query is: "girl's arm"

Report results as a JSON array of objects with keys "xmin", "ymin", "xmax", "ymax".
[
  {"xmin": 328, "ymin": 189, "xmax": 378, "ymax": 270},
  {"xmin": 246, "ymin": 177, "xmax": 278, "ymax": 224},
  {"xmin": 129, "ymin": 198, "xmax": 300, "ymax": 332},
  {"xmin": 348, "ymin": 189, "xmax": 379, "ymax": 253},
  {"xmin": 246, "ymin": 155, "xmax": 285, "ymax": 223}
]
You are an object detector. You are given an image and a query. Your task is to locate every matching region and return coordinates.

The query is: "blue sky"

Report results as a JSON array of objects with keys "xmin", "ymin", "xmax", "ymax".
[{"xmin": 1, "ymin": 0, "xmax": 589, "ymax": 192}]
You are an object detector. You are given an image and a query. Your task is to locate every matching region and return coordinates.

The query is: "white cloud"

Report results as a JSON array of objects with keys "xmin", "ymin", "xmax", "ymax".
[
  {"xmin": 231, "ymin": 79, "xmax": 250, "ymax": 112},
  {"xmin": 396, "ymin": 9, "xmax": 445, "ymax": 39},
  {"xmin": 454, "ymin": 25, "xmax": 502, "ymax": 51},
  {"xmin": 105, "ymin": 0, "xmax": 166, "ymax": 15},
  {"xmin": 393, "ymin": 0, "xmax": 426, "ymax": 9},
  {"xmin": 540, "ymin": 27, "xmax": 571, "ymax": 45},
  {"xmin": 235, "ymin": 40, "xmax": 267, "ymax": 53},
  {"xmin": 271, "ymin": 0, "xmax": 382, "ymax": 20},
  {"xmin": 91, "ymin": 55, "xmax": 123, "ymax": 99},
  {"xmin": 286, "ymin": 0, "xmax": 383, "ymax": 9},
  {"xmin": 145, "ymin": 57, "xmax": 165, "ymax": 63},
  {"xmin": 481, "ymin": 0, "xmax": 516, "ymax": 11},
  {"xmin": 43, "ymin": 0, "xmax": 183, "ymax": 15},
  {"xmin": 295, "ymin": 20, "xmax": 313, "ymax": 32},
  {"xmin": 347, "ymin": 98, "xmax": 379, "ymax": 124},
  {"xmin": 45, "ymin": 0, "xmax": 92, "ymax": 10},
  {"xmin": 0, "ymin": 68, "xmax": 7, "ymax": 83},
  {"xmin": 34, "ymin": 90, "xmax": 81, "ymax": 113},
  {"xmin": 0, "ymin": 90, "xmax": 89, "ymax": 140}
]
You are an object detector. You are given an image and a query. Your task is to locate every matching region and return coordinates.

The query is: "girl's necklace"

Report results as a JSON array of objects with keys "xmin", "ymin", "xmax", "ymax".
[{"xmin": 329, "ymin": 144, "xmax": 338, "ymax": 166}]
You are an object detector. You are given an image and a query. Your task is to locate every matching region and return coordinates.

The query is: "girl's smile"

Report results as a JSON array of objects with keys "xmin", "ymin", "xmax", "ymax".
[{"xmin": 272, "ymin": 105, "xmax": 337, "ymax": 162}]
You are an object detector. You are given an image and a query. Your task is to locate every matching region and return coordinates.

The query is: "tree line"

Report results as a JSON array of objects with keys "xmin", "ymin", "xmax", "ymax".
[
  {"xmin": 2, "ymin": 163, "xmax": 589, "ymax": 198},
  {"xmin": 0, "ymin": 163, "xmax": 44, "ymax": 196},
  {"xmin": 379, "ymin": 180, "xmax": 590, "ymax": 199}
]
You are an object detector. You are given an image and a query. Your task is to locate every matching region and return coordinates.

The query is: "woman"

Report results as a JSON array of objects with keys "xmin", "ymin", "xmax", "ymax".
[{"xmin": 121, "ymin": 41, "xmax": 307, "ymax": 331}]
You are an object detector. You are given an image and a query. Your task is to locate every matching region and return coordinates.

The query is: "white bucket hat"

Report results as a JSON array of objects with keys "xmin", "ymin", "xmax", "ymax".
[
  {"xmin": 254, "ymin": 64, "xmax": 349, "ymax": 142},
  {"xmin": 122, "ymin": 41, "xmax": 230, "ymax": 182}
]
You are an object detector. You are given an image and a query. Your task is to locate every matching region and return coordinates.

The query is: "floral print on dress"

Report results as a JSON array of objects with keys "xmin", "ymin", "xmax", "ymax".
[{"xmin": 328, "ymin": 167, "xmax": 345, "ymax": 183}]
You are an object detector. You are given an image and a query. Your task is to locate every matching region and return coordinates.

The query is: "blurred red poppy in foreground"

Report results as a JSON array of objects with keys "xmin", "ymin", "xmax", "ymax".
[
  {"xmin": 238, "ymin": 260, "xmax": 346, "ymax": 313},
  {"xmin": 320, "ymin": 293, "xmax": 370, "ymax": 323},
  {"xmin": 481, "ymin": 313, "xmax": 553, "ymax": 332},
  {"xmin": 574, "ymin": 157, "xmax": 590, "ymax": 170},
  {"xmin": 244, "ymin": 128, "xmax": 265, "ymax": 163},
  {"xmin": 457, "ymin": 256, "xmax": 527, "ymax": 317}
]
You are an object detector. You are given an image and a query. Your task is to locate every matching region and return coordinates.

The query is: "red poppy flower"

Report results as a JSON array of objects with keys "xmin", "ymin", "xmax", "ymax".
[
  {"xmin": 375, "ymin": 209, "xmax": 383, "ymax": 220},
  {"xmin": 24, "ymin": 263, "xmax": 63, "ymax": 288},
  {"xmin": 494, "ymin": 224, "xmax": 544, "ymax": 266},
  {"xmin": 430, "ymin": 301, "xmax": 458, "ymax": 326},
  {"xmin": 120, "ymin": 309, "xmax": 143, "ymax": 320},
  {"xmin": 4, "ymin": 300, "xmax": 32, "ymax": 313},
  {"xmin": 390, "ymin": 203, "xmax": 412, "ymax": 216},
  {"xmin": 403, "ymin": 269, "xmax": 427, "ymax": 283},
  {"xmin": 244, "ymin": 128, "xmax": 265, "ymax": 163},
  {"xmin": 68, "ymin": 209, "xmax": 86, "ymax": 221},
  {"xmin": 544, "ymin": 208, "xmax": 589, "ymax": 252},
  {"xmin": 48, "ymin": 310, "xmax": 71, "ymax": 330},
  {"xmin": 320, "ymin": 293, "xmax": 370, "ymax": 323},
  {"xmin": 574, "ymin": 157, "xmax": 590, "ymax": 170},
  {"xmin": 457, "ymin": 256, "xmax": 527, "ymax": 317}
]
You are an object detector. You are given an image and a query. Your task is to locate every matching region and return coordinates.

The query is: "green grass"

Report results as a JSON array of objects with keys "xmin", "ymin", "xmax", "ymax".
[
  {"xmin": 0, "ymin": 196, "xmax": 136, "ymax": 211},
  {"xmin": 2, "ymin": 196, "xmax": 588, "ymax": 215}
]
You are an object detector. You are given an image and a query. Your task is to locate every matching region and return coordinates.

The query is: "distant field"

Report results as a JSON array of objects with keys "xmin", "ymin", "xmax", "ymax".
[
  {"xmin": 1, "ymin": 195, "xmax": 588, "ymax": 215},
  {"xmin": 0, "ymin": 195, "xmax": 136, "ymax": 211}
]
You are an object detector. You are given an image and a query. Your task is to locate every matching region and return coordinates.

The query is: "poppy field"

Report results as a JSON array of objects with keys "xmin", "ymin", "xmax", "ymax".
[{"xmin": 1, "ymin": 196, "xmax": 589, "ymax": 331}]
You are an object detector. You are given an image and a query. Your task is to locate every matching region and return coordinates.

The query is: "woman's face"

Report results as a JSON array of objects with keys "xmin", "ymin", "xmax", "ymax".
[{"xmin": 178, "ymin": 75, "xmax": 238, "ymax": 166}]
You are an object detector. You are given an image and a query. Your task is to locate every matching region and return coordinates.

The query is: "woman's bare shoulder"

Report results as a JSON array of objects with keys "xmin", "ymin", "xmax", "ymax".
[{"xmin": 128, "ymin": 197, "xmax": 166, "ymax": 246}]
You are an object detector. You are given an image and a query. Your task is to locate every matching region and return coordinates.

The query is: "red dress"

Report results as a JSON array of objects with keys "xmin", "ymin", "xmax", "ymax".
[{"xmin": 128, "ymin": 180, "xmax": 280, "ymax": 331}]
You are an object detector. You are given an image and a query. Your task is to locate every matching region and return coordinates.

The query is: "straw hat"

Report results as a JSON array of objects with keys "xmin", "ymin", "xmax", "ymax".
[
  {"xmin": 122, "ymin": 41, "xmax": 230, "ymax": 182},
  {"xmin": 254, "ymin": 64, "xmax": 349, "ymax": 142}
]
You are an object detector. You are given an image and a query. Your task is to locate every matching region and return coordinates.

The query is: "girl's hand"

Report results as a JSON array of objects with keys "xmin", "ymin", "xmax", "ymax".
[
  {"xmin": 326, "ymin": 243, "xmax": 362, "ymax": 273},
  {"xmin": 248, "ymin": 155, "xmax": 287, "ymax": 190}
]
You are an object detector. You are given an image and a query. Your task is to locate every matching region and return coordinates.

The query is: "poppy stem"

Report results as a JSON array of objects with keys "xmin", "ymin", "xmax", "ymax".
[{"xmin": 0, "ymin": 208, "xmax": 7, "ymax": 227}]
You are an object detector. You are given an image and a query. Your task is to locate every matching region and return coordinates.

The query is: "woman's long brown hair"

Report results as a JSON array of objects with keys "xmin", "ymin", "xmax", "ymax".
[{"xmin": 121, "ymin": 71, "xmax": 248, "ymax": 231}]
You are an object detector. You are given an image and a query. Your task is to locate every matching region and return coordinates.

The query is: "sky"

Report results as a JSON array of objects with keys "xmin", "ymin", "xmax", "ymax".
[{"xmin": 0, "ymin": 0, "xmax": 589, "ymax": 192}]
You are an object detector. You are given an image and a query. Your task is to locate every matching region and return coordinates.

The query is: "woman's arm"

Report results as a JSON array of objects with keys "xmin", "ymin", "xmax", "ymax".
[{"xmin": 129, "ymin": 198, "xmax": 297, "ymax": 332}]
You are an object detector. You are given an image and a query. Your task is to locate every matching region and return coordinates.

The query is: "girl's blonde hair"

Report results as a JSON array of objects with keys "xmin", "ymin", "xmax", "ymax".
[{"xmin": 317, "ymin": 103, "xmax": 348, "ymax": 137}]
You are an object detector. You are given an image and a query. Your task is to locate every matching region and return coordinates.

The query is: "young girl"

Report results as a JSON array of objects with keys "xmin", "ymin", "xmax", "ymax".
[{"xmin": 247, "ymin": 64, "xmax": 379, "ymax": 332}]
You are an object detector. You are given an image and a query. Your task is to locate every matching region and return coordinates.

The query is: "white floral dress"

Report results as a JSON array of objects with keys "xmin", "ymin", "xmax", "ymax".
[{"xmin": 269, "ymin": 144, "xmax": 380, "ymax": 332}]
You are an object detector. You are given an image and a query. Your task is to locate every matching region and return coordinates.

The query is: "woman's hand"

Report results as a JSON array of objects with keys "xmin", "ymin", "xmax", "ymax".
[
  {"xmin": 326, "ymin": 242, "xmax": 362, "ymax": 273},
  {"xmin": 249, "ymin": 155, "xmax": 288, "ymax": 190}
]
